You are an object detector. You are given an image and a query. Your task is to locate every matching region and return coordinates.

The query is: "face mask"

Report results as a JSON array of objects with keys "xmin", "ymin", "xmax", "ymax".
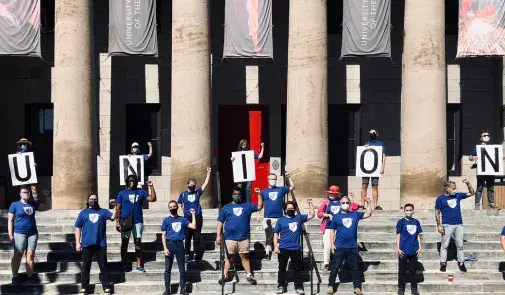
[
  {"xmin": 482, "ymin": 136, "xmax": 490, "ymax": 143},
  {"xmin": 88, "ymin": 200, "xmax": 97, "ymax": 208},
  {"xmin": 328, "ymin": 195, "xmax": 336, "ymax": 200},
  {"xmin": 232, "ymin": 195, "xmax": 241, "ymax": 203},
  {"xmin": 405, "ymin": 211, "xmax": 413, "ymax": 217},
  {"xmin": 450, "ymin": 191, "xmax": 456, "ymax": 196},
  {"xmin": 286, "ymin": 210, "xmax": 295, "ymax": 217},
  {"xmin": 20, "ymin": 193, "xmax": 30, "ymax": 201},
  {"xmin": 170, "ymin": 208, "xmax": 178, "ymax": 215},
  {"xmin": 20, "ymin": 145, "xmax": 27, "ymax": 151},
  {"xmin": 188, "ymin": 185, "xmax": 196, "ymax": 191},
  {"xmin": 341, "ymin": 204, "xmax": 350, "ymax": 211},
  {"xmin": 129, "ymin": 181, "xmax": 137, "ymax": 189},
  {"xmin": 268, "ymin": 180, "xmax": 277, "ymax": 187},
  {"xmin": 132, "ymin": 148, "xmax": 140, "ymax": 154},
  {"xmin": 370, "ymin": 134, "xmax": 377, "ymax": 141}
]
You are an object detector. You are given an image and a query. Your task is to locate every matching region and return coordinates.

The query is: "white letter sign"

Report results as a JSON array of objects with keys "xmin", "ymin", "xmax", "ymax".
[
  {"xmin": 232, "ymin": 151, "xmax": 256, "ymax": 183},
  {"xmin": 355, "ymin": 146, "xmax": 383, "ymax": 177},
  {"xmin": 8, "ymin": 152, "xmax": 38, "ymax": 186},
  {"xmin": 476, "ymin": 145, "xmax": 503, "ymax": 176},
  {"xmin": 119, "ymin": 155, "xmax": 145, "ymax": 186}
]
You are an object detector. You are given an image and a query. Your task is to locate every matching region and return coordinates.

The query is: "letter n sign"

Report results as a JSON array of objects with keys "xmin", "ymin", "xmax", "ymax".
[
  {"xmin": 231, "ymin": 151, "xmax": 256, "ymax": 183},
  {"xmin": 8, "ymin": 152, "xmax": 38, "ymax": 186},
  {"xmin": 476, "ymin": 145, "xmax": 504, "ymax": 176},
  {"xmin": 355, "ymin": 146, "xmax": 383, "ymax": 177},
  {"xmin": 119, "ymin": 155, "xmax": 145, "ymax": 186}
]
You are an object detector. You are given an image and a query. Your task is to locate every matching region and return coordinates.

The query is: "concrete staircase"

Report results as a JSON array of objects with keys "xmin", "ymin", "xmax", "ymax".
[{"xmin": 0, "ymin": 209, "xmax": 504, "ymax": 295}]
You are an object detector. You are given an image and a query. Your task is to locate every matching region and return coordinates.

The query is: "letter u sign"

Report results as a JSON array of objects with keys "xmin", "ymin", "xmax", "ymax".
[
  {"xmin": 8, "ymin": 152, "xmax": 38, "ymax": 186},
  {"xmin": 355, "ymin": 146, "xmax": 383, "ymax": 177}
]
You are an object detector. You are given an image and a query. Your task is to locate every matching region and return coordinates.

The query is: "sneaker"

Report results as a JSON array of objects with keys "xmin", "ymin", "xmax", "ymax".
[
  {"xmin": 79, "ymin": 288, "xmax": 87, "ymax": 294},
  {"xmin": 375, "ymin": 206, "xmax": 383, "ymax": 210},
  {"xmin": 440, "ymin": 263, "xmax": 447, "ymax": 272},
  {"xmin": 296, "ymin": 288, "xmax": 305, "ymax": 295},
  {"xmin": 104, "ymin": 287, "xmax": 112, "ymax": 294},
  {"xmin": 136, "ymin": 266, "xmax": 146, "ymax": 273},
  {"xmin": 218, "ymin": 275, "xmax": 231, "ymax": 285},
  {"xmin": 474, "ymin": 204, "xmax": 480, "ymax": 210},
  {"xmin": 398, "ymin": 288, "xmax": 405, "ymax": 295},
  {"xmin": 490, "ymin": 203, "xmax": 501, "ymax": 210},
  {"xmin": 327, "ymin": 286, "xmax": 334, "ymax": 294},
  {"xmin": 458, "ymin": 262, "xmax": 468, "ymax": 273},
  {"xmin": 276, "ymin": 286, "xmax": 285, "ymax": 294},
  {"xmin": 411, "ymin": 289, "xmax": 420, "ymax": 295},
  {"xmin": 11, "ymin": 277, "xmax": 20, "ymax": 285},
  {"xmin": 265, "ymin": 245, "xmax": 272, "ymax": 259},
  {"xmin": 354, "ymin": 288, "xmax": 363, "ymax": 295},
  {"xmin": 246, "ymin": 275, "xmax": 257, "ymax": 285},
  {"xmin": 323, "ymin": 264, "xmax": 330, "ymax": 271}
]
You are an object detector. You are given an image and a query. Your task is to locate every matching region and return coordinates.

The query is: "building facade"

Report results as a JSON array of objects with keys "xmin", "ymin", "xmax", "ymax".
[{"xmin": 0, "ymin": 0, "xmax": 503, "ymax": 210}]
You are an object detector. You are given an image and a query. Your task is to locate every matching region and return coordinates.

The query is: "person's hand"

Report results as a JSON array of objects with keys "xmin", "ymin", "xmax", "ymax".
[
  {"xmin": 380, "ymin": 167, "xmax": 385, "ymax": 174},
  {"xmin": 437, "ymin": 225, "xmax": 445, "ymax": 236},
  {"xmin": 147, "ymin": 142, "xmax": 152, "ymax": 147},
  {"xmin": 260, "ymin": 142, "xmax": 265, "ymax": 148},
  {"xmin": 216, "ymin": 236, "xmax": 222, "ymax": 246},
  {"xmin": 397, "ymin": 249, "xmax": 404, "ymax": 258},
  {"xmin": 256, "ymin": 214, "xmax": 261, "ymax": 222},
  {"xmin": 116, "ymin": 223, "xmax": 121, "ymax": 231},
  {"xmin": 331, "ymin": 245, "xmax": 336, "ymax": 254},
  {"xmin": 462, "ymin": 176, "xmax": 468, "ymax": 184},
  {"xmin": 307, "ymin": 198, "xmax": 312, "ymax": 204},
  {"xmin": 164, "ymin": 248, "xmax": 170, "ymax": 256},
  {"xmin": 30, "ymin": 186, "xmax": 37, "ymax": 194},
  {"xmin": 189, "ymin": 208, "xmax": 196, "ymax": 215},
  {"xmin": 274, "ymin": 246, "xmax": 280, "ymax": 254},
  {"xmin": 473, "ymin": 156, "xmax": 478, "ymax": 161},
  {"xmin": 325, "ymin": 214, "xmax": 333, "ymax": 220},
  {"xmin": 416, "ymin": 247, "xmax": 422, "ymax": 257},
  {"xmin": 254, "ymin": 188, "xmax": 261, "ymax": 194},
  {"xmin": 76, "ymin": 242, "xmax": 82, "ymax": 253},
  {"xmin": 109, "ymin": 199, "xmax": 116, "ymax": 206},
  {"xmin": 230, "ymin": 157, "xmax": 235, "ymax": 162},
  {"xmin": 9, "ymin": 234, "xmax": 14, "ymax": 244},
  {"xmin": 349, "ymin": 192, "xmax": 355, "ymax": 199},
  {"xmin": 207, "ymin": 167, "xmax": 212, "ymax": 173},
  {"xmin": 146, "ymin": 180, "xmax": 153, "ymax": 186},
  {"xmin": 285, "ymin": 172, "xmax": 291, "ymax": 178},
  {"xmin": 365, "ymin": 197, "xmax": 372, "ymax": 204}
]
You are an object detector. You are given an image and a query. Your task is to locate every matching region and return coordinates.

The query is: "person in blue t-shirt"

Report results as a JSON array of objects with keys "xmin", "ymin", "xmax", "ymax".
[
  {"xmin": 75, "ymin": 193, "xmax": 116, "ymax": 295},
  {"xmin": 231, "ymin": 138, "xmax": 265, "ymax": 203},
  {"xmin": 161, "ymin": 201, "xmax": 196, "ymax": 295},
  {"xmin": 177, "ymin": 166, "xmax": 211, "ymax": 261},
  {"xmin": 129, "ymin": 141, "xmax": 152, "ymax": 161},
  {"xmin": 8, "ymin": 185, "xmax": 40, "ymax": 285},
  {"xmin": 396, "ymin": 204, "xmax": 422, "ymax": 295},
  {"xmin": 114, "ymin": 174, "xmax": 157, "ymax": 273},
  {"xmin": 216, "ymin": 187, "xmax": 264, "ymax": 285},
  {"xmin": 500, "ymin": 226, "xmax": 505, "ymax": 252},
  {"xmin": 435, "ymin": 177, "xmax": 475, "ymax": 273},
  {"xmin": 273, "ymin": 199, "xmax": 314, "ymax": 295},
  {"xmin": 257, "ymin": 172, "xmax": 295, "ymax": 259},
  {"xmin": 361, "ymin": 129, "xmax": 386, "ymax": 210},
  {"xmin": 327, "ymin": 196, "xmax": 373, "ymax": 295}
]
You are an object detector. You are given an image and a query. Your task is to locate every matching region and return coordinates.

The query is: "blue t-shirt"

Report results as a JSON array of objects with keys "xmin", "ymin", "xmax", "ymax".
[
  {"xmin": 435, "ymin": 193, "xmax": 467, "ymax": 225},
  {"xmin": 365, "ymin": 140, "xmax": 386, "ymax": 154},
  {"xmin": 217, "ymin": 203, "xmax": 259, "ymax": 240},
  {"xmin": 274, "ymin": 214, "xmax": 308, "ymax": 250},
  {"xmin": 325, "ymin": 200, "xmax": 341, "ymax": 227},
  {"xmin": 501, "ymin": 226, "xmax": 505, "ymax": 236},
  {"xmin": 178, "ymin": 188, "xmax": 204, "ymax": 217},
  {"xmin": 396, "ymin": 218, "xmax": 423, "ymax": 255},
  {"xmin": 116, "ymin": 188, "xmax": 149, "ymax": 224},
  {"xmin": 131, "ymin": 154, "xmax": 149, "ymax": 161},
  {"xmin": 161, "ymin": 216, "xmax": 190, "ymax": 241},
  {"xmin": 254, "ymin": 153, "xmax": 259, "ymax": 159},
  {"xmin": 8, "ymin": 201, "xmax": 39, "ymax": 234},
  {"xmin": 329, "ymin": 211, "xmax": 365, "ymax": 249},
  {"xmin": 261, "ymin": 186, "xmax": 290, "ymax": 218},
  {"xmin": 74, "ymin": 208, "xmax": 113, "ymax": 248}
]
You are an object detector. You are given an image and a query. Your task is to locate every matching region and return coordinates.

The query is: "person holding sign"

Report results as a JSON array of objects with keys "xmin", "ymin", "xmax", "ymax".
[
  {"xmin": 469, "ymin": 130, "xmax": 501, "ymax": 210},
  {"xmin": 361, "ymin": 129, "xmax": 386, "ymax": 210},
  {"xmin": 115, "ymin": 175, "xmax": 157, "ymax": 273},
  {"xmin": 216, "ymin": 187, "xmax": 263, "ymax": 285},
  {"xmin": 231, "ymin": 139, "xmax": 265, "ymax": 203},
  {"xmin": 161, "ymin": 201, "xmax": 197, "ymax": 295},
  {"xmin": 435, "ymin": 177, "xmax": 475, "ymax": 273},
  {"xmin": 396, "ymin": 203, "xmax": 422, "ymax": 295},
  {"xmin": 74, "ymin": 194, "xmax": 116, "ymax": 295},
  {"xmin": 130, "ymin": 141, "xmax": 153, "ymax": 161},
  {"xmin": 8, "ymin": 185, "xmax": 40, "ymax": 285},
  {"xmin": 177, "ymin": 167, "xmax": 212, "ymax": 261},
  {"xmin": 273, "ymin": 199, "xmax": 315, "ymax": 295},
  {"xmin": 257, "ymin": 173, "xmax": 295, "ymax": 259},
  {"xmin": 327, "ymin": 196, "xmax": 373, "ymax": 295}
]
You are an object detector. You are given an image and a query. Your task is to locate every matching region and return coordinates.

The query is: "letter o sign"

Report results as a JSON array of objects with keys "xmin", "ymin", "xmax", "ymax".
[{"xmin": 355, "ymin": 146, "xmax": 383, "ymax": 177}]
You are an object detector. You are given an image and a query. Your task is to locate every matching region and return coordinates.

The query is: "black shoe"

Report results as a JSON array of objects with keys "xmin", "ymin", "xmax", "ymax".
[
  {"xmin": 411, "ymin": 289, "xmax": 420, "ymax": 295},
  {"xmin": 218, "ymin": 275, "xmax": 231, "ymax": 285},
  {"xmin": 11, "ymin": 277, "xmax": 21, "ymax": 285},
  {"xmin": 375, "ymin": 205, "xmax": 383, "ymax": 210},
  {"xmin": 440, "ymin": 263, "xmax": 447, "ymax": 272},
  {"xmin": 323, "ymin": 264, "xmax": 330, "ymax": 271},
  {"xmin": 180, "ymin": 287, "xmax": 188, "ymax": 295},
  {"xmin": 458, "ymin": 262, "xmax": 467, "ymax": 273},
  {"xmin": 25, "ymin": 276, "xmax": 39, "ymax": 285},
  {"xmin": 246, "ymin": 275, "xmax": 257, "ymax": 285},
  {"xmin": 397, "ymin": 288, "xmax": 405, "ymax": 295}
]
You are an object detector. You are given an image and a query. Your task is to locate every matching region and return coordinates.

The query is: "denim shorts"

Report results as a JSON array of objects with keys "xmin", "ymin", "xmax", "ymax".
[
  {"xmin": 362, "ymin": 177, "xmax": 379, "ymax": 187},
  {"xmin": 120, "ymin": 223, "xmax": 143, "ymax": 239},
  {"xmin": 13, "ymin": 233, "xmax": 38, "ymax": 252}
]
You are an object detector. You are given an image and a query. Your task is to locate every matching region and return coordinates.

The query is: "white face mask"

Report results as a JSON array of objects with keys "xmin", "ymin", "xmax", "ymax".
[
  {"xmin": 268, "ymin": 180, "xmax": 277, "ymax": 187},
  {"xmin": 482, "ymin": 136, "xmax": 490, "ymax": 143},
  {"xmin": 341, "ymin": 204, "xmax": 350, "ymax": 211},
  {"xmin": 20, "ymin": 193, "xmax": 30, "ymax": 201}
]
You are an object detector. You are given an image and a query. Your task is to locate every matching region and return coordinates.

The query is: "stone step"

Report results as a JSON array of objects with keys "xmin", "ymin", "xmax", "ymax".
[{"xmin": 9, "ymin": 293, "xmax": 505, "ymax": 295}]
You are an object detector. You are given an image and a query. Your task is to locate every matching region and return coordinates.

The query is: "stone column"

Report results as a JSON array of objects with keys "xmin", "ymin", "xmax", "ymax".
[
  {"xmin": 52, "ymin": 0, "xmax": 95, "ymax": 209},
  {"xmin": 285, "ymin": 0, "xmax": 328, "ymax": 203},
  {"xmin": 401, "ymin": 0, "xmax": 446, "ymax": 208},
  {"xmin": 171, "ymin": 1, "xmax": 211, "ymax": 207}
]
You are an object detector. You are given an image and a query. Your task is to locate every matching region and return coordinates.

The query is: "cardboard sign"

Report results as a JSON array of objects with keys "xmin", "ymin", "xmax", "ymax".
[
  {"xmin": 232, "ymin": 151, "xmax": 256, "ymax": 183},
  {"xmin": 8, "ymin": 152, "xmax": 38, "ymax": 186},
  {"xmin": 355, "ymin": 146, "xmax": 383, "ymax": 177},
  {"xmin": 119, "ymin": 155, "xmax": 145, "ymax": 186},
  {"xmin": 476, "ymin": 145, "xmax": 504, "ymax": 176}
]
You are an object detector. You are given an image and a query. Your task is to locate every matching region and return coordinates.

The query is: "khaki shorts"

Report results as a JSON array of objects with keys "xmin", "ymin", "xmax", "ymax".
[{"xmin": 225, "ymin": 239, "xmax": 250, "ymax": 254}]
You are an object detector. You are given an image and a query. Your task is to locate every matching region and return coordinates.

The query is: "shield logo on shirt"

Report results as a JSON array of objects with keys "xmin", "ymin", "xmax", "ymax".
[
  {"xmin": 171, "ymin": 222, "xmax": 182, "ymax": 233},
  {"xmin": 268, "ymin": 192, "xmax": 278, "ymax": 201},
  {"xmin": 128, "ymin": 194, "xmax": 138, "ymax": 203},
  {"xmin": 447, "ymin": 199, "xmax": 457, "ymax": 209},
  {"xmin": 23, "ymin": 207, "xmax": 33, "ymax": 216},
  {"xmin": 289, "ymin": 222, "xmax": 298, "ymax": 232},
  {"xmin": 330, "ymin": 206, "xmax": 340, "ymax": 215},
  {"xmin": 233, "ymin": 207, "xmax": 243, "ymax": 216},
  {"xmin": 188, "ymin": 194, "xmax": 196, "ymax": 203},
  {"xmin": 406, "ymin": 224, "xmax": 417, "ymax": 235},
  {"xmin": 342, "ymin": 218, "xmax": 353, "ymax": 228},
  {"xmin": 89, "ymin": 213, "xmax": 99, "ymax": 223}
]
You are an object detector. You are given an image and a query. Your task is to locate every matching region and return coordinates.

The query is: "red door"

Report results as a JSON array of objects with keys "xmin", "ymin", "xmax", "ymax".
[{"xmin": 249, "ymin": 111, "xmax": 269, "ymax": 204}]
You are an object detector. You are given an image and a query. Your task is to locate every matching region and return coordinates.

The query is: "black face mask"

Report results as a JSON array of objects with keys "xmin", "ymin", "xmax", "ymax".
[
  {"xmin": 370, "ymin": 134, "xmax": 377, "ymax": 141},
  {"xmin": 88, "ymin": 200, "xmax": 98, "ymax": 209},
  {"xmin": 170, "ymin": 208, "xmax": 178, "ymax": 215},
  {"xmin": 286, "ymin": 210, "xmax": 295, "ymax": 217},
  {"xmin": 188, "ymin": 185, "xmax": 196, "ymax": 191}
]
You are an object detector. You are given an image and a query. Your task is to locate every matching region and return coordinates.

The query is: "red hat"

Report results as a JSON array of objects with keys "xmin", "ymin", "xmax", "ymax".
[{"xmin": 326, "ymin": 185, "xmax": 340, "ymax": 194}]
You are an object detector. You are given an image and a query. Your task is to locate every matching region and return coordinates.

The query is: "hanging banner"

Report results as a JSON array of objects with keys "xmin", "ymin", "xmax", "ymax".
[
  {"xmin": 108, "ymin": 0, "xmax": 158, "ymax": 56},
  {"xmin": 223, "ymin": 0, "xmax": 273, "ymax": 58},
  {"xmin": 0, "ymin": 0, "xmax": 41, "ymax": 57},
  {"xmin": 457, "ymin": 0, "xmax": 505, "ymax": 57},
  {"xmin": 341, "ymin": 0, "xmax": 391, "ymax": 58}
]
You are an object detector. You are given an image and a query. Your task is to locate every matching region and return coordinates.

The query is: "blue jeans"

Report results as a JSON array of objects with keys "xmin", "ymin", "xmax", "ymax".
[
  {"xmin": 328, "ymin": 248, "xmax": 361, "ymax": 289},
  {"xmin": 164, "ymin": 240, "xmax": 186, "ymax": 291}
]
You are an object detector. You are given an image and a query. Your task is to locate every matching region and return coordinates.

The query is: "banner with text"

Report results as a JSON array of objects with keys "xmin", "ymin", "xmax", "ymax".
[
  {"xmin": 0, "ymin": 0, "xmax": 40, "ymax": 57},
  {"xmin": 108, "ymin": 0, "xmax": 158, "ymax": 56},
  {"xmin": 457, "ymin": 0, "xmax": 505, "ymax": 57},
  {"xmin": 341, "ymin": 0, "xmax": 391, "ymax": 58},
  {"xmin": 223, "ymin": 0, "xmax": 273, "ymax": 58}
]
